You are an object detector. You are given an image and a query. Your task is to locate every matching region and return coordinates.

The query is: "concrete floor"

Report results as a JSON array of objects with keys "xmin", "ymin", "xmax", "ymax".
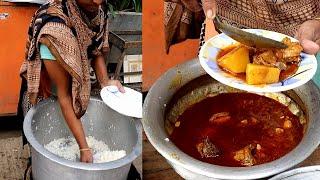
[{"xmin": 0, "ymin": 116, "xmax": 142, "ymax": 180}]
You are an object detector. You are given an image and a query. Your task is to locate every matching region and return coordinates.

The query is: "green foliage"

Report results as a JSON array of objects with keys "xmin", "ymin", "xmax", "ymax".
[{"xmin": 107, "ymin": 0, "xmax": 142, "ymax": 15}]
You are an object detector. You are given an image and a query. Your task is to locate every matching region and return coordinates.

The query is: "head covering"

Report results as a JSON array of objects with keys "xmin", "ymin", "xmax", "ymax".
[{"xmin": 20, "ymin": 0, "xmax": 109, "ymax": 118}]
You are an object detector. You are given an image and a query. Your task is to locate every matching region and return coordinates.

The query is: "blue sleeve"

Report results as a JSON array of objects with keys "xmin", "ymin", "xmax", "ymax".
[{"xmin": 40, "ymin": 44, "xmax": 56, "ymax": 60}]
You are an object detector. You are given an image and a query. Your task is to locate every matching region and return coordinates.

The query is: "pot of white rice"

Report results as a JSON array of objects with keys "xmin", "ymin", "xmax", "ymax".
[{"xmin": 23, "ymin": 97, "xmax": 142, "ymax": 180}]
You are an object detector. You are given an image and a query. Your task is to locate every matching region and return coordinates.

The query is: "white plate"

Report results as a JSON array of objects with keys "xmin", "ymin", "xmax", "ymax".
[
  {"xmin": 198, "ymin": 29, "xmax": 318, "ymax": 93},
  {"xmin": 100, "ymin": 86, "xmax": 142, "ymax": 118}
]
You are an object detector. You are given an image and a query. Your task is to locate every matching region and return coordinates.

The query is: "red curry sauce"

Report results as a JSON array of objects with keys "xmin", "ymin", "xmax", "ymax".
[{"xmin": 169, "ymin": 93, "xmax": 303, "ymax": 167}]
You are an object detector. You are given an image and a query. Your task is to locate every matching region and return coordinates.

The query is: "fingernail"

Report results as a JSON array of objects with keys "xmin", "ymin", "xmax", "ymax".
[{"xmin": 206, "ymin": 9, "xmax": 215, "ymax": 19}]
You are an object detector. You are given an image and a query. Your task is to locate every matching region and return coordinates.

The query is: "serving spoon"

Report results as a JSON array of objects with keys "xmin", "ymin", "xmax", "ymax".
[{"xmin": 213, "ymin": 16, "xmax": 288, "ymax": 49}]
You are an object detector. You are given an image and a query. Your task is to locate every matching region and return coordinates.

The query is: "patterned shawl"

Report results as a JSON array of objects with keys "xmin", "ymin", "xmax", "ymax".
[
  {"xmin": 164, "ymin": 0, "xmax": 320, "ymax": 53},
  {"xmin": 164, "ymin": 1, "xmax": 204, "ymax": 53},
  {"xmin": 20, "ymin": 0, "xmax": 109, "ymax": 118}
]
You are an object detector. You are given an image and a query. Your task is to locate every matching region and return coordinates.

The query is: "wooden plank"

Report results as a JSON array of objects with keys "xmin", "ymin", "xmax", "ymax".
[
  {"xmin": 108, "ymin": 31, "xmax": 126, "ymax": 50},
  {"xmin": 108, "ymin": 71, "xmax": 142, "ymax": 77},
  {"xmin": 143, "ymin": 132, "xmax": 183, "ymax": 180},
  {"xmin": 112, "ymin": 30, "xmax": 142, "ymax": 35},
  {"xmin": 124, "ymin": 41, "xmax": 142, "ymax": 49}
]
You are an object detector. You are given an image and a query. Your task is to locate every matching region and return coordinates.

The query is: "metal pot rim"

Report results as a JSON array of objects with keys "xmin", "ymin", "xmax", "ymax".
[
  {"xmin": 269, "ymin": 165, "xmax": 320, "ymax": 179},
  {"xmin": 23, "ymin": 97, "xmax": 142, "ymax": 171},
  {"xmin": 142, "ymin": 58, "xmax": 320, "ymax": 179}
]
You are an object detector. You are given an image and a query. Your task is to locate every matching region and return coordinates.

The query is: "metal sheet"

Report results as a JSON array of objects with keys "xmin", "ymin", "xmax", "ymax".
[{"xmin": 0, "ymin": 3, "xmax": 38, "ymax": 116}]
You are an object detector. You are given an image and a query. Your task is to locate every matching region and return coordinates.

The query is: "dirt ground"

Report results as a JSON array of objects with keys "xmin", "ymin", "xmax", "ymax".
[
  {"xmin": 0, "ymin": 117, "xmax": 142, "ymax": 180},
  {"xmin": 0, "ymin": 130, "xmax": 29, "ymax": 180}
]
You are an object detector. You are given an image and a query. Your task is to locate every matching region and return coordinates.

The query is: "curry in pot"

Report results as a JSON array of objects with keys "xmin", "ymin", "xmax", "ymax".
[{"xmin": 169, "ymin": 93, "xmax": 304, "ymax": 167}]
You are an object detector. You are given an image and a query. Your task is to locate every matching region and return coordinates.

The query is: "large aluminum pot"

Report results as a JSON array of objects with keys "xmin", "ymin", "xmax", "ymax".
[
  {"xmin": 142, "ymin": 59, "xmax": 320, "ymax": 180},
  {"xmin": 24, "ymin": 97, "xmax": 142, "ymax": 180}
]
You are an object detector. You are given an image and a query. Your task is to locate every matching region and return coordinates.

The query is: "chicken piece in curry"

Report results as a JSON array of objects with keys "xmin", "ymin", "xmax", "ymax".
[
  {"xmin": 216, "ymin": 37, "xmax": 304, "ymax": 85},
  {"xmin": 196, "ymin": 136, "xmax": 220, "ymax": 158}
]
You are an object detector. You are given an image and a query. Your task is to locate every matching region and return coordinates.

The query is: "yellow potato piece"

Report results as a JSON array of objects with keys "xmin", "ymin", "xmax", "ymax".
[
  {"xmin": 218, "ymin": 46, "xmax": 250, "ymax": 73},
  {"xmin": 246, "ymin": 64, "xmax": 280, "ymax": 85}
]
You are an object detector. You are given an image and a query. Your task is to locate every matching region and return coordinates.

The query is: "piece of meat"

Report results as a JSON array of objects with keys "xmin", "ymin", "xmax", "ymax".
[
  {"xmin": 274, "ymin": 49, "xmax": 284, "ymax": 60},
  {"xmin": 275, "ymin": 62, "xmax": 287, "ymax": 70},
  {"xmin": 233, "ymin": 144, "xmax": 256, "ymax": 166},
  {"xmin": 283, "ymin": 119, "xmax": 292, "ymax": 129},
  {"xmin": 256, "ymin": 144, "xmax": 262, "ymax": 151},
  {"xmin": 253, "ymin": 50, "xmax": 278, "ymax": 67},
  {"xmin": 252, "ymin": 37, "xmax": 302, "ymax": 68},
  {"xmin": 282, "ymin": 37, "xmax": 293, "ymax": 46},
  {"xmin": 175, "ymin": 121, "xmax": 181, "ymax": 127},
  {"xmin": 284, "ymin": 56, "xmax": 301, "ymax": 63},
  {"xmin": 275, "ymin": 128, "xmax": 284, "ymax": 134},
  {"xmin": 251, "ymin": 117, "xmax": 259, "ymax": 124},
  {"xmin": 282, "ymin": 43, "xmax": 303, "ymax": 59},
  {"xmin": 209, "ymin": 112, "xmax": 231, "ymax": 124},
  {"xmin": 241, "ymin": 119, "xmax": 248, "ymax": 125},
  {"xmin": 196, "ymin": 137, "xmax": 220, "ymax": 158},
  {"xmin": 274, "ymin": 37, "xmax": 303, "ymax": 62}
]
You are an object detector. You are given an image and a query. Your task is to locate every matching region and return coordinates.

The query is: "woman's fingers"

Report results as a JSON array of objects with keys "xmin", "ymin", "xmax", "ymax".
[
  {"xmin": 80, "ymin": 150, "xmax": 93, "ymax": 163},
  {"xmin": 300, "ymin": 39, "xmax": 320, "ymax": 55},
  {"xmin": 116, "ymin": 81, "xmax": 126, "ymax": 93},
  {"xmin": 201, "ymin": 0, "xmax": 217, "ymax": 19},
  {"xmin": 105, "ymin": 80, "xmax": 125, "ymax": 93},
  {"xmin": 296, "ymin": 20, "xmax": 320, "ymax": 55}
]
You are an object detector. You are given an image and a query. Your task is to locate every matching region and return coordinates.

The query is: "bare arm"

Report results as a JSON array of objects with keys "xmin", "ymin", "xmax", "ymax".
[
  {"xmin": 91, "ymin": 55, "xmax": 125, "ymax": 92},
  {"xmin": 91, "ymin": 55, "xmax": 109, "ymax": 87},
  {"xmin": 43, "ymin": 60, "xmax": 92, "ymax": 163}
]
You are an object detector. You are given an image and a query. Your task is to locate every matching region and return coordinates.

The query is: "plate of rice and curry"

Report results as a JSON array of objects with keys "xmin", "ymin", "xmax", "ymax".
[{"xmin": 199, "ymin": 29, "xmax": 317, "ymax": 93}]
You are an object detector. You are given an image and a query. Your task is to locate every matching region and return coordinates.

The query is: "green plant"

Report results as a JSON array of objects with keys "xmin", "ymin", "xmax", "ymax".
[{"xmin": 107, "ymin": 0, "xmax": 142, "ymax": 15}]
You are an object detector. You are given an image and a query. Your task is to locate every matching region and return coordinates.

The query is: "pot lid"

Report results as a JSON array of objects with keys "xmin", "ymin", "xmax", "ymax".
[
  {"xmin": 270, "ymin": 166, "xmax": 320, "ymax": 180},
  {"xmin": 100, "ymin": 86, "xmax": 142, "ymax": 118}
]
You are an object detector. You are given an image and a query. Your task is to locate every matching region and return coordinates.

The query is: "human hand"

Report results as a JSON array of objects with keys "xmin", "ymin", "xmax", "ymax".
[
  {"xmin": 201, "ymin": 0, "xmax": 217, "ymax": 19},
  {"xmin": 80, "ymin": 149, "xmax": 93, "ymax": 163},
  {"xmin": 201, "ymin": 0, "xmax": 218, "ymax": 41},
  {"xmin": 296, "ymin": 19, "xmax": 320, "ymax": 55},
  {"xmin": 103, "ymin": 79, "xmax": 125, "ymax": 93}
]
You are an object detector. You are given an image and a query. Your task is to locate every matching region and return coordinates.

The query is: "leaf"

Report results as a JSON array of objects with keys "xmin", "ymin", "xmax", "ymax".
[
  {"xmin": 120, "ymin": 0, "xmax": 131, "ymax": 10},
  {"xmin": 133, "ymin": 0, "xmax": 142, "ymax": 12},
  {"xmin": 107, "ymin": 0, "xmax": 141, "ymax": 12},
  {"xmin": 108, "ymin": 4, "xmax": 116, "ymax": 17}
]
